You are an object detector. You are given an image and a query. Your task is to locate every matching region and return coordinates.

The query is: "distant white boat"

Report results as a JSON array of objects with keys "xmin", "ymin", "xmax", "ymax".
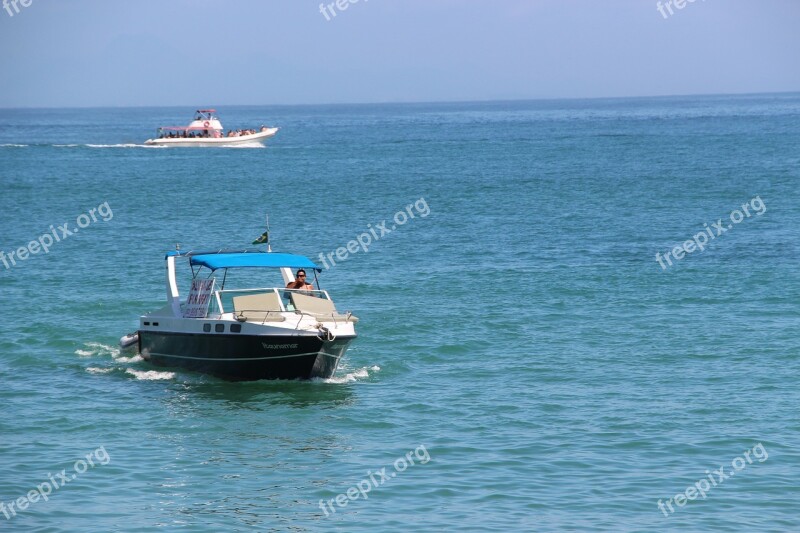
[{"xmin": 144, "ymin": 109, "xmax": 278, "ymax": 147}]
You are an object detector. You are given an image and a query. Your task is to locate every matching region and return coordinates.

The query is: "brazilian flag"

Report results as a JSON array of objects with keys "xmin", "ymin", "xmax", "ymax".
[{"xmin": 252, "ymin": 231, "xmax": 269, "ymax": 245}]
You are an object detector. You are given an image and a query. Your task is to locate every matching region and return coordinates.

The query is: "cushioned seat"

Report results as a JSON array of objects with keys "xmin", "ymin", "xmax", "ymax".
[
  {"xmin": 289, "ymin": 292, "xmax": 336, "ymax": 314},
  {"xmin": 289, "ymin": 292, "xmax": 358, "ymax": 322},
  {"xmin": 232, "ymin": 292, "xmax": 286, "ymax": 322}
]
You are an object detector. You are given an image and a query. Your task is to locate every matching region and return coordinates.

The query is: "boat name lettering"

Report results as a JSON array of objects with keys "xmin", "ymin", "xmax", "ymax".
[{"xmin": 262, "ymin": 343, "xmax": 299, "ymax": 350}]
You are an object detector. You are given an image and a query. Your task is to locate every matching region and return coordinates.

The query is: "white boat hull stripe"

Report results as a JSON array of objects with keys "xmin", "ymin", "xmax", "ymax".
[{"xmin": 148, "ymin": 351, "xmax": 340, "ymax": 362}]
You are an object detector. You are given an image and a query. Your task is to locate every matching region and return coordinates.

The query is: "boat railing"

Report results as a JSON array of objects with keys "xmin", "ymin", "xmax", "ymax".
[{"xmin": 212, "ymin": 287, "xmax": 332, "ymax": 315}]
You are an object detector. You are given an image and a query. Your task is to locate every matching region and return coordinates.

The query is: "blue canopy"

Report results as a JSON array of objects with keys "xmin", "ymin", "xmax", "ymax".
[{"xmin": 188, "ymin": 252, "xmax": 319, "ymax": 272}]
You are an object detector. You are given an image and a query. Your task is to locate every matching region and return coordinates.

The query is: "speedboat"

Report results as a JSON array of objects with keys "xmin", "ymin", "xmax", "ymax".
[
  {"xmin": 144, "ymin": 109, "xmax": 279, "ymax": 147},
  {"xmin": 121, "ymin": 247, "xmax": 358, "ymax": 381}
]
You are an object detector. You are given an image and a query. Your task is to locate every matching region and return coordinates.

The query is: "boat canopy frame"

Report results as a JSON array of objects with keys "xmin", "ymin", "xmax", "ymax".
[
  {"xmin": 167, "ymin": 249, "xmax": 322, "ymax": 292},
  {"xmin": 157, "ymin": 126, "xmax": 221, "ymax": 131}
]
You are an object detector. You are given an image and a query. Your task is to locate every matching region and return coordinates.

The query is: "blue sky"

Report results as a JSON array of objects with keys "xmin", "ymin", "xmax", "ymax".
[{"xmin": 0, "ymin": 0, "xmax": 798, "ymax": 107}]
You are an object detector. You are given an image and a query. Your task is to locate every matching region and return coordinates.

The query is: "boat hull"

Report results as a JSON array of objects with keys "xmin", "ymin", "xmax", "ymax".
[
  {"xmin": 138, "ymin": 330, "xmax": 354, "ymax": 381},
  {"xmin": 144, "ymin": 128, "xmax": 278, "ymax": 147}
]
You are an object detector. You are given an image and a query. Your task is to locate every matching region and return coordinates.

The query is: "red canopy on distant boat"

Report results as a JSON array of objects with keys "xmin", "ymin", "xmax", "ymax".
[{"xmin": 196, "ymin": 109, "xmax": 216, "ymax": 113}]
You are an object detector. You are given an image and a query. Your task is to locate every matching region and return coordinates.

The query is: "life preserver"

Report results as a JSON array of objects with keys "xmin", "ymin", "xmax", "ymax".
[{"xmin": 203, "ymin": 121, "xmax": 210, "ymax": 127}]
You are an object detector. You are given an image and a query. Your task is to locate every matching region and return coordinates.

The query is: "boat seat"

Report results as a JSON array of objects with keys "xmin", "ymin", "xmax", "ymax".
[
  {"xmin": 289, "ymin": 292, "xmax": 359, "ymax": 323},
  {"xmin": 232, "ymin": 292, "xmax": 286, "ymax": 322}
]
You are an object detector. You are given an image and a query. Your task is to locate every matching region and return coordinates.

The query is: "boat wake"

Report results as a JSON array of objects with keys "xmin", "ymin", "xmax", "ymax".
[
  {"xmin": 125, "ymin": 369, "xmax": 176, "ymax": 380},
  {"xmin": 2, "ymin": 143, "xmax": 262, "ymax": 149},
  {"xmin": 86, "ymin": 367, "xmax": 115, "ymax": 375},
  {"xmin": 76, "ymin": 342, "xmax": 121, "ymax": 358},
  {"xmin": 78, "ymin": 341, "xmax": 175, "ymax": 381},
  {"xmin": 315, "ymin": 365, "xmax": 381, "ymax": 384},
  {"xmin": 85, "ymin": 143, "xmax": 165, "ymax": 149},
  {"xmin": 1, "ymin": 143, "xmax": 166, "ymax": 149},
  {"xmin": 218, "ymin": 141, "xmax": 265, "ymax": 149},
  {"xmin": 78, "ymin": 341, "xmax": 374, "ymax": 383}
]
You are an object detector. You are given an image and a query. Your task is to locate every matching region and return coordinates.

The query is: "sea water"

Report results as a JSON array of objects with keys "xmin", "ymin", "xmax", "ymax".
[{"xmin": 0, "ymin": 95, "xmax": 799, "ymax": 531}]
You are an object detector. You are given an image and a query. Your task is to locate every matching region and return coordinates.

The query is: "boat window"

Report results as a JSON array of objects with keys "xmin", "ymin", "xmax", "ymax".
[
  {"xmin": 215, "ymin": 324, "xmax": 224, "ymax": 333},
  {"xmin": 203, "ymin": 324, "xmax": 211, "ymax": 332},
  {"xmin": 230, "ymin": 324, "xmax": 242, "ymax": 333}
]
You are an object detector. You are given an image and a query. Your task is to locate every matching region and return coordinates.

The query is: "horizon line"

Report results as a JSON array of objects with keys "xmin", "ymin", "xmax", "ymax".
[{"xmin": 1, "ymin": 90, "xmax": 799, "ymax": 111}]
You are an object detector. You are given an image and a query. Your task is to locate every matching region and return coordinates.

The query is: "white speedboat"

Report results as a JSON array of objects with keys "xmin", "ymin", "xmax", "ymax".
[
  {"xmin": 121, "ymin": 247, "xmax": 358, "ymax": 381},
  {"xmin": 144, "ymin": 109, "xmax": 278, "ymax": 147}
]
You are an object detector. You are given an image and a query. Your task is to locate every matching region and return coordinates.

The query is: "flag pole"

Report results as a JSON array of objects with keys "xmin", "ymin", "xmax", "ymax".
[
  {"xmin": 252, "ymin": 216, "xmax": 271, "ymax": 250},
  {"xmin": 266, "ymin": 214, "xmax": 271, "ymax": 252}
]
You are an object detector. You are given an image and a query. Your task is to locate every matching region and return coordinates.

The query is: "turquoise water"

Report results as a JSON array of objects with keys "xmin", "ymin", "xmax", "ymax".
[{"xmin": 1, "ymin": 94, "xmax": 799, "ymax": 531}]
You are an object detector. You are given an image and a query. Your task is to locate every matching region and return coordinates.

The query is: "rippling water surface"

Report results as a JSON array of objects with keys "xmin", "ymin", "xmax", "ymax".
[{"xmin": 1, "ymin": 95, "xmax": 799, "ymax": 531}]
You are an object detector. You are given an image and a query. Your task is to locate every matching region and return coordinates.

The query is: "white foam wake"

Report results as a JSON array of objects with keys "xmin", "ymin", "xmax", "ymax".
[
  {"xmin": 75, "ymin": 342, "xmax": 119, "ymax": 358},
  {"xmin": 115, "ymin": 354, "xmax": 143, "ymax": 363},
  {"xmin": 80, "ymin": 341, "xmax": 148, "ymax": 379},
  {"xmin": 85, "ymin": 143, "xmax": 146, "ymax": 148},
  {"xmin": 221, "ymin": 142, "xmax": 265, "ymax": 149},
  {"xmin": 86, "ymin": 367, "xmax": 114, "ymax": 375},
  {"xmin": 2, "ymin": 142, "xmax": 258, "ymax": 149},
  {"xmin": 316, "ymin": 365, "xmax": 381, "ymax": 384},
  {"xmin": 125, "ymin": 369, "xmax": 175, "ymax": 381}
]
